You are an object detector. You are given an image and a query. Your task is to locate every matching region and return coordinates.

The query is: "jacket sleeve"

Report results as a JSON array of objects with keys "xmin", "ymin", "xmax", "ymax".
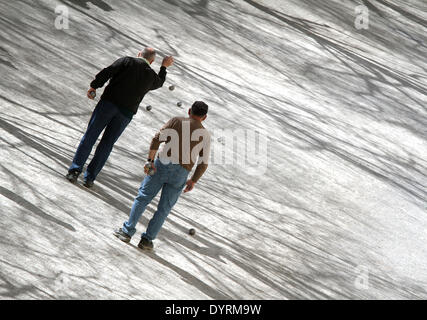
[
  {"xmin": 90, "ymin": 57, "xmax": 128, "ymax": 89},
  {"xmin": 150, "ymin": 66, "xmax": 167, "ymax": 90}
]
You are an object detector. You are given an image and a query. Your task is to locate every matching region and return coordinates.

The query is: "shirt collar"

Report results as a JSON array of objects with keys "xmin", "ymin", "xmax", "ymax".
[{"xmin": 137, "ymin": 57, "xmax": 151, "ymax": 65}]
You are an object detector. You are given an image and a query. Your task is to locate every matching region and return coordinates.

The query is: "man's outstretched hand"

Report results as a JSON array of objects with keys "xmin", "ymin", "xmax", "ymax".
[
  {"xmin": 162, "ymin": 56, "xmax": 174, "ymax": 68},
  {"xmin": 184, "ymin": 179, "xmax": 195, "ymax": 193}
]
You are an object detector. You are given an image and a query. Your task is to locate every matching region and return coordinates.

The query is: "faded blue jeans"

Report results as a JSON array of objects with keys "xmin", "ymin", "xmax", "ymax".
[
  {"xmin": 68, "ymin": 99, "xmax": 131, "ymax": 182},
  {"xmin": 122, "ymin": 159, "xmax": 189, "ymax": 241}
]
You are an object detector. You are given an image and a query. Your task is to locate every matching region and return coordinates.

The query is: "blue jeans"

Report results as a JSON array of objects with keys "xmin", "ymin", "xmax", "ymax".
[
  {"xmin": 122, "ymin": 159, "xmax": 189, "ymax": 241},
  {"xmin": 68, "ymin": 100, "xmax": 131, "ymax": 181}
]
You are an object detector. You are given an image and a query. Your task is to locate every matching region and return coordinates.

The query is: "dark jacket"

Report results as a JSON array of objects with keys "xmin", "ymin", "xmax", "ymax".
[{"xmin": 90, "ymin": 56, "xmax": 167, "ymax": 115}]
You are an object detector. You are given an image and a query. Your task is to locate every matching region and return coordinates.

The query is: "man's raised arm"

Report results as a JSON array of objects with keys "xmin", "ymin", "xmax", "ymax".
[{"xmin": 151, "ymin": 56, "xmax": 174, "ymax": 90}]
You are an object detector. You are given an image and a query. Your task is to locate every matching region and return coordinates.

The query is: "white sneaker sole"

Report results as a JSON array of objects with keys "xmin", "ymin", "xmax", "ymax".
[{"xmin": 113, "ymin": 231, "xmax": 131, "ymax": 243}]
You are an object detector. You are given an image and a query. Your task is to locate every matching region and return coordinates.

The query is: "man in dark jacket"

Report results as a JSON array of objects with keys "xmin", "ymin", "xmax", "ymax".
[{"xmin": 66, "ymin": 48, "xmax": 174, "ymax": 187}]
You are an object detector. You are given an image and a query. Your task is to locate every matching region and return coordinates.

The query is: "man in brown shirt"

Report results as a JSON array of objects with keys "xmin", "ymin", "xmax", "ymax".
[{"xmin": 114, "ymin": 101, "xmax": 211, "ymax": 250}]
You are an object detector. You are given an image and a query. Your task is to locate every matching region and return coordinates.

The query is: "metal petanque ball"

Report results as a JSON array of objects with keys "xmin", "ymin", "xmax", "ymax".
[
  {"xmin": 189, "ymin": 228, "xmax": 196, "ymax": 236},
  {"xmin": 177, "ymin": 101, "xmax": 182, "ymax": 107},
  {"xmin": 169, "ymin": 85, "xmax": 175, "ymax": 91},
  {"xmin": 146, "ymin": 105, "xmax": 152, "ymax": 111}
]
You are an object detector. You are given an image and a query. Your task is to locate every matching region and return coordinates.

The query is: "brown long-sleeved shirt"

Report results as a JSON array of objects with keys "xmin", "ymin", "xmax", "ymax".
[{"xmin": 150, "ymin": 117, "xmax": 211, "ymax": 183}]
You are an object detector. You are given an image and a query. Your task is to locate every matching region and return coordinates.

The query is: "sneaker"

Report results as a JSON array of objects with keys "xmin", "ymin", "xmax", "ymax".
[
  {"xmin": 65, "ymin": 170, "xmax": 80, "ymax": 183},
  {"xmin": 83, "ymin": 179, "xmax": 94, "ymax": 188},
  {"xmin": 138, "ymin": 237, "xmax": 153, "ymax": 250},
  {"xmin": 113, "ymin": 228, "xmax": 131, "ymax": 243}
]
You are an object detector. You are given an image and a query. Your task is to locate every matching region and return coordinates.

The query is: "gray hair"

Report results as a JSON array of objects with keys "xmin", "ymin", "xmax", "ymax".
[{"xmin": 142, "ymin": 47, "xmax": 156, "ymax": 61}]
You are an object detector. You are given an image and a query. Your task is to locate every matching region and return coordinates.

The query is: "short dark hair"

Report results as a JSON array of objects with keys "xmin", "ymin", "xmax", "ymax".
[{"xmin": 191, "ymin": 101, "xmax": 208, "ymax": 117}]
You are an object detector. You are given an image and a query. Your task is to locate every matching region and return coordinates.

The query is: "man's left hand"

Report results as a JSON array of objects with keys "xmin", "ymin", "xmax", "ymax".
[{"xmin": 161, "ymin": 56, "xmax": 174, "ymax": 68}]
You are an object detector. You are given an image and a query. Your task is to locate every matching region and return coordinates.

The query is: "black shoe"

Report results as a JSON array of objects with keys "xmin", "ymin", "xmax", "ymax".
[
  {"xmin": 113, "ymin": 228, "xmax": 131, "ymax": 243},
  {"xmin": 66, "ymin": 170, "xmax": 80, "ymax": 183},
  {"xmin": 83, "ymin": 179, "xmax": 94, "ymax": 188},
  {"xmin": 138, "ymin": 237, "xmax": 153, "ymax": 251}
]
